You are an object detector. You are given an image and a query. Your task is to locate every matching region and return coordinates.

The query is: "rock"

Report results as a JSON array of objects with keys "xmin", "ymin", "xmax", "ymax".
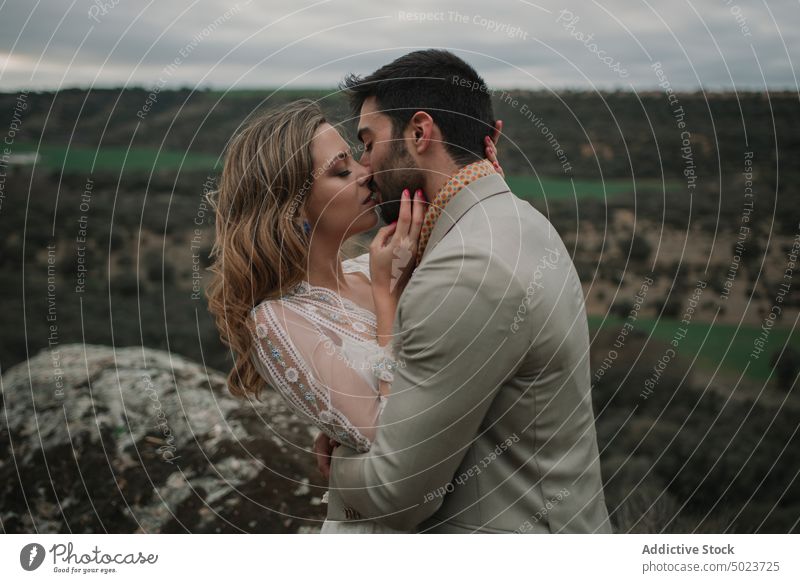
[{"xmin": 0, "ymin": 344, "xmax": 327, "ymax": 532}]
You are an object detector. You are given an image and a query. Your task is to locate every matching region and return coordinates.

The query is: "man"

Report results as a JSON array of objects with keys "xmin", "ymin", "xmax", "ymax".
[{"xmin": 316, "ymin": 49, "xmax": 612, "ymax": 534}]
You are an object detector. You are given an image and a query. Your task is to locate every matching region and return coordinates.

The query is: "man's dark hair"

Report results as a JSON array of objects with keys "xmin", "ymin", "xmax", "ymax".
[{"xmin": 341, "ymin": 49, "xmax": 495, "ymax": 166}]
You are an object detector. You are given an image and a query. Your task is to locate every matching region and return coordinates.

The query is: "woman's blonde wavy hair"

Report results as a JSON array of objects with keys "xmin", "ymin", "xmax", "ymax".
[{"xmin": 206, "ymin": 99, "xmax": 326, "ymax": 400}]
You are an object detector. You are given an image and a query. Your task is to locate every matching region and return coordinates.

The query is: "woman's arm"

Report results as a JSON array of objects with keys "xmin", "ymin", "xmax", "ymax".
[
  {"xmin": 373, "ymin": 296, "xmax": 398, "ymax": 399},
  {"xmin": 250, "ymin": 300, "xmax": 384, "ymax": 452}
]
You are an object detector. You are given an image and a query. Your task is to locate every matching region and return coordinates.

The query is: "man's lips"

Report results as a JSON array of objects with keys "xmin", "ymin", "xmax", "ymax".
[
  {"xmin": 362, "ymin": 185, "xmax": 381, "ymax": 204},
  {"xmin": 368, "ymin": 181, "xmax": 381, "ymax": 201}
]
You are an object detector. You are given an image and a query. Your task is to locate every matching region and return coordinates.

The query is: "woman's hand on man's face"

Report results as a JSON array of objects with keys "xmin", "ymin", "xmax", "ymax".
[{"xmin": 369, "ymin": 187, "xmax": 425, "ymax": 303}]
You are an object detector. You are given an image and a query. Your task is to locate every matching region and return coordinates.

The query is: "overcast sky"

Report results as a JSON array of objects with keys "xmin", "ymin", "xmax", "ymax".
[{"xmin": 1, "ymin": 0, "xmax": 798, "ymax": 92}]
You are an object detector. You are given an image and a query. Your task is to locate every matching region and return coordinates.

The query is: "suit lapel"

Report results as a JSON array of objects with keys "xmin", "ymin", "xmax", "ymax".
[{"xmin": 421, "ymin": 173, "xmax": 511, "ymax": 262}]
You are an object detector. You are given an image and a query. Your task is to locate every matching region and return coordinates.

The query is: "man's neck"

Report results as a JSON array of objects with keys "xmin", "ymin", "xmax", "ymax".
[{"xmin": 422, "ymin": 157, "xmax": 461, "ymax": 198}]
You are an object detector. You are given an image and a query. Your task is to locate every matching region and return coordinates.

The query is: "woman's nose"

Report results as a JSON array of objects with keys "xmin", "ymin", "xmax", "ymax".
[{"xmin": 356, "ymin": 173, "xmax": 370, "ymax": 187}]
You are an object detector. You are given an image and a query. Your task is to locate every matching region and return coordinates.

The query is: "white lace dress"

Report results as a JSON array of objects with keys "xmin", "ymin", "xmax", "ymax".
[{"xmin": 249, "ymin": 253, "xmax": 407, "ymax": 534}]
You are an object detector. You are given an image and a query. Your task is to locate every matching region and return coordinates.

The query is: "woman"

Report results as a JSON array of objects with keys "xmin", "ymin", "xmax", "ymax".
[{"xmin": 206, "ymin": 99, "xmax": 503, "ymax": 533}]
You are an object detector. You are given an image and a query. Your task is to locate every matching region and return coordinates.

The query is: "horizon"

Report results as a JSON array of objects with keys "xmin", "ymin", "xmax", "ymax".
[{"xmin": 1, "ymin": 85, "xmax": 796, "ymax": 95}]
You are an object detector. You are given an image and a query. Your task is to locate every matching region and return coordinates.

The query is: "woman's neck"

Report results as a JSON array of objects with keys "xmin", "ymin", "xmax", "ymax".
[{"xmin": 305, "ymin": 235, "xmax": 347, "ymax": 290}]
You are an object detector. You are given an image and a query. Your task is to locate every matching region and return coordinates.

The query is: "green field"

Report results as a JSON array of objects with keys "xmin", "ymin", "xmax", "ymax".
[
  {"xmin": 15, "ymin": 143, "xmax": 669, "ymax": 200},
  {"xmin": 589, "ymin": 315, "xmax": 799, "ymax": 382},
  {"xmin": 14, "ymin": 143, "xmax": 220, "ymax": 172},
  {"xmin": 506, "ymin": 174, "xmax": 673, "ymax": 201}
]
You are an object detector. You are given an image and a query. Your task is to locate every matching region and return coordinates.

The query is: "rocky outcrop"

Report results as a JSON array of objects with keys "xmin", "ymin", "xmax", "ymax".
[{"xmin": 0, "ymin": 345, "xmax": 327, "ymax": 533}]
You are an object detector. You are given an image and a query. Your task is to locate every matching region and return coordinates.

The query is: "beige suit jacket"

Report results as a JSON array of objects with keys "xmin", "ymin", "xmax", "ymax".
[{"xmin": 329, "ymin": 172, "xmax": 612, "ymax": 533}]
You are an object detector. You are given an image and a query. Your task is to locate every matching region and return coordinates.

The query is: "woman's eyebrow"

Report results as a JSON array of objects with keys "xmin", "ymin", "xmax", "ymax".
[{"xmin": 323, "ymin": 150, "xmax": 349, "ymax": 170}]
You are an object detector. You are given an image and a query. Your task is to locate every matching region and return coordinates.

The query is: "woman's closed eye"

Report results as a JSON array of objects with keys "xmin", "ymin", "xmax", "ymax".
[{"xmin": 337, "ymin": 169, "xmax": 352, "ymax": 178}]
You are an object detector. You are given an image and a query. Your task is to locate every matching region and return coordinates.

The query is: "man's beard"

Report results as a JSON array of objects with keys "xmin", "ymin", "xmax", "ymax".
[{"xmin": 371, "ymin": 140, "xmax": 426, "ymax": 224}]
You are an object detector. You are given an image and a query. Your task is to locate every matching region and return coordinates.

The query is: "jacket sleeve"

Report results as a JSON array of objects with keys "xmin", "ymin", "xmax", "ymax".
[{"xmin": 330, "ymin": 244, "xmax": 528, "ymax": 531}]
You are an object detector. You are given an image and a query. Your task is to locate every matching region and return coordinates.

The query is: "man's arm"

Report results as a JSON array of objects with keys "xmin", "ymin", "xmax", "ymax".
[{"xmin": 330, "ymin": 244, "xmax": 527, "ymax": 531}]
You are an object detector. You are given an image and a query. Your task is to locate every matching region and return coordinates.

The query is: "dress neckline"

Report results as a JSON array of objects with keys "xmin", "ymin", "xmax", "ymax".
[
  {"xmin": 295, "ymin": 285, "xmax": 374, "ymax": 324},
  {"xmin": 288, "ymin": 254, "xmax": 375, "ymax": 318},
  {"xmin": 293, "ymin": 280, "xmax": 372, "ymax": 314}
]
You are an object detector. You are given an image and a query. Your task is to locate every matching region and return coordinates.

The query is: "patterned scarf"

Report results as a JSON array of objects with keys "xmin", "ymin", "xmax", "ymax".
[{"xmin": 415, "ymin": 158, "xmax": 496, "ymax": 265}]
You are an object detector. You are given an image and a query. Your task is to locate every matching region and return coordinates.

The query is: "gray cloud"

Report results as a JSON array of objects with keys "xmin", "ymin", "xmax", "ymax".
[{"xmin": 0, "ymin": 0, "xmax": 797, "ymax": 91}]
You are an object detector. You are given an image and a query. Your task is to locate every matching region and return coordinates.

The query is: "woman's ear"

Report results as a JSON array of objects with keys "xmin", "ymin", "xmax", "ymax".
[
  {"xmin": 299, "ymin": 215, "xmax": 312, "ymax": 236},
  {"xmin": 409, "ymin": 111, "xmax": 435, "ymax": 154}
]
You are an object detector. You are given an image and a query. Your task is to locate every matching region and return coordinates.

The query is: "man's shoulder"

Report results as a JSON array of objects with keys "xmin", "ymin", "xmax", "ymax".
[
  {"xmin": 422, "ymin": 190, "xmax": 545, "ymax": 273},
  {"xmin": 467, "ymin": 181, "xmax": 548, "ymax": 229},
  {"xmin": 402, "ymin": 231, "xmax": 526, "ymax": 324}
]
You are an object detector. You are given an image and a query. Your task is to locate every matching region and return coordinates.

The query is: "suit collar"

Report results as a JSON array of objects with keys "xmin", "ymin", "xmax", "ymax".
[{"xmin": 420, "ymin": 173, "xmax": 511, "ymax": 262}]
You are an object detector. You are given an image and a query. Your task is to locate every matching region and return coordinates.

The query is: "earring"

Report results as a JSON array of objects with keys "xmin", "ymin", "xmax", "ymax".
[{"xmin": 303, "ymin": 219, "xmax": 311, "ymax": 236}]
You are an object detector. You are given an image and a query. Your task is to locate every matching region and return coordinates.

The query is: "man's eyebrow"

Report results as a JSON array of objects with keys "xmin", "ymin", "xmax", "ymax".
[{"xmin": 356, "ymin": 126, "xmax": 371, "ymax": 142}]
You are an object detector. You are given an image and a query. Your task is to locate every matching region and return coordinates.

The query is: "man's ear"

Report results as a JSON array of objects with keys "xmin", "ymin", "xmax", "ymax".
[{"xmin": 408, "ymin": 111, "xmax": 435, "ymax": 154}]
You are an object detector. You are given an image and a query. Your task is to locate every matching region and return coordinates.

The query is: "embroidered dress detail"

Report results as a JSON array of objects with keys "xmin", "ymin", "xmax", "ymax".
[{"xmin": 249, "ymin": 253, "xmax": 390, "ymax": 453}]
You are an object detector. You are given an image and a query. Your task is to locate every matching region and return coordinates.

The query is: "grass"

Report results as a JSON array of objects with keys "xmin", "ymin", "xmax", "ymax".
[
  {"xmin": 589, "ymin": 314, "xmax": 799, "ymax": 382},
  {"xmin": 10, "ymin": 142, "xmax": 791, "ymax": 384},
  {"xmin": 15, "ymin": 143, "xmax": 673, "ymax": 202},
  {"xmin": 14, "ymin": 143, "xmax": 220, "ymax": 172},
  {"xmin": 506, "ymin": 174, "xmax": 674, "ymax": 202}
]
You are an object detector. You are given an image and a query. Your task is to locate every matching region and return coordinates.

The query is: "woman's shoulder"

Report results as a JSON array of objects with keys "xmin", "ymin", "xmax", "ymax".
[
  {"xmin": 250, "ymin": 292, "xmax": 298, "ymax": 326},
  {"xmin": 342, "ymin": 252, "xmax": 370, "ymax": 280},
  {"xmin": 250, "ymin": 298, "xmax": 277, "ymax": 339},
  {"xmin": 250, "ymin": 282, "xmax": 309, "ymax": 315},
  {"xmin": 250, "ymin": 293, "xmax": 312, "ymax": 343},
  {"xmin": 250, "ymin": 295, "xmax": 281, "ymax": 318}
]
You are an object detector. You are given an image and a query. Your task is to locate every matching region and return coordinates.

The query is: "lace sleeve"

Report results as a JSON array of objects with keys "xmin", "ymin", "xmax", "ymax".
[{"xmin": 250, "ymin": 299, "xmax": 383, "ymax": 452}]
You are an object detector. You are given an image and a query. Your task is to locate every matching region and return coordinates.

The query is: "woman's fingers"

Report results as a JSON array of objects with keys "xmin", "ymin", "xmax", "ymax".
[
  {"xmin": 491, "ymin": 119, "xmax": 503, "ymax": 145},
  {"xmin": 371, "ymin": 222, "xmax": 397, "ymax": 250},
  {"xmin": 487, "ymin": 119, "xmax": 504, "ymax": 174},
  {"xmin": 485, "ymin": 135, "xmax": 504, "ymax": 177},
  {"xmin": 484, "ymin": 135, "xmax": 495, "ymax": 159},
  {"xmin": 409, "ymin": 189, "xmax": 425, "ymax": 241},
  {"xmin": 393, "ymin": 188, "xmax": 412, "ymax": 241}
]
